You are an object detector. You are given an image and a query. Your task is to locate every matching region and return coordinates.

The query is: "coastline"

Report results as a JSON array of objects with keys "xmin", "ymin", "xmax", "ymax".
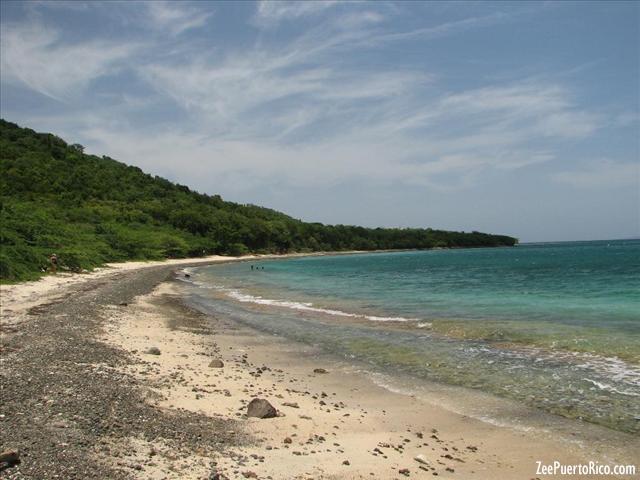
[{"xmin": 1, "ymin": 260, "xmax": 638, "ymax": 479}]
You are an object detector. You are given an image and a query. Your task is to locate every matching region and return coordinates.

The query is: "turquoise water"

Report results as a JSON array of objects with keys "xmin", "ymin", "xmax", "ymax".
[{"xmin": 184, "ymin": 240, "xmax": 640, "ymax": 434}]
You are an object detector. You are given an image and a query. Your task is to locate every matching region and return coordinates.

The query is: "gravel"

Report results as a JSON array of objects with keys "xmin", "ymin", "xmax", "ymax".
[{"xmin": 0, "ymin": 265, "xmax": 247, "ymax": 479}]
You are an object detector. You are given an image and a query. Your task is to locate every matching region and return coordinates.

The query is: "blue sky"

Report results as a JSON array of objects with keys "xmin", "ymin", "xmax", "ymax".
[{"xmin": 1, "ymin": 1, "xmax": 638, "ymax": 242}]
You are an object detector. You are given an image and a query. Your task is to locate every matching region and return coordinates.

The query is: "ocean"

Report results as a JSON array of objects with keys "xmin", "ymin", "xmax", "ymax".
[{"xmin": 181, "ymin": 240, "xmax": 640, "ymax": 434}]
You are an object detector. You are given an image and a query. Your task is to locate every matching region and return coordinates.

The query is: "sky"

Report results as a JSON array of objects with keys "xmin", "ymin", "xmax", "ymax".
[{"xmin": 1, "ymin": 1, "xmax": 638, "ymax": 242}]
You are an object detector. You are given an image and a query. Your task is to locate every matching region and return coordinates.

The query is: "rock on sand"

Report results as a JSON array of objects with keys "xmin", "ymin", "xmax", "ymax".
[{"xmin": 247, "ymin": 398, "xmax": 277, "ymax": 419}]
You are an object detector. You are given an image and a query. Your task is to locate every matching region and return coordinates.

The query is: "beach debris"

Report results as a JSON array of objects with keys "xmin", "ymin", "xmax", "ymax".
[
  {"xmin": 282, "ymin": 401, "xmax": 299, "ymax": 408},
  {"xmin": 146, "ymin": 347, "xmax": 161, "ymax": 355},
  {"xmin": 209, "ymin": 359, "xmax": 224, "ymax": 368},
  {"xmin": 414, "ymin": 454, "xmax": 429, "ymax": 465},
  {"xmin": 0, "ymin": 449, "xmax": 20, "ymax": 467},
  {"xmin": 247, "ymin": 398, "xmax": 277, "ymax": 418},
  {"xmin": 313, "ymin": 368, "xmax": 328, "ymax": 374}
]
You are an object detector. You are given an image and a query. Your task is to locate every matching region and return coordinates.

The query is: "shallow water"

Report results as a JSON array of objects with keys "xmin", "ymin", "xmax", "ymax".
[{"xmin": 183, "ymin": 240, "xmax": 640, "ymax": 434}]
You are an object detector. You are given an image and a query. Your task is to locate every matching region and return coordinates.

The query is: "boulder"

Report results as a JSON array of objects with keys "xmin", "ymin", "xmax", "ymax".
[
  {"xmin": 208, "ymin": 359, "xmax": 224, "ymax": 368},
  {"xmin": 247, "ymin": 398, "xmax": 277, "ymax": 418},
  {"xmin": 146, "ymin": 347, "xmax": 161, "ymax": 355}
]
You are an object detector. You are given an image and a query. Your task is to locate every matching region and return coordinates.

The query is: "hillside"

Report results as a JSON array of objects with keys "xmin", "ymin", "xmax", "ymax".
[{"xmin": 0, "ymin": 119, "xmax": 517, "ymax": 281}]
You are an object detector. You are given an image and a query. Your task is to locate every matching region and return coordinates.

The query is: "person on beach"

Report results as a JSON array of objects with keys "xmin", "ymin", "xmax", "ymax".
[{"xmin": 49, "ymin": 253, "xmax": 58, "ymax": 274}]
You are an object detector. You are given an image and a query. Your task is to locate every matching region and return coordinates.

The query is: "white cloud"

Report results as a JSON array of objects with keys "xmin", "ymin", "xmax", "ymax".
[
  {"xmin": 0, "ymin": 22, "xmax": 137, "ymax": 100},
  {"xmin": 253, "ymin": 1, "xmax": 339, "ymax": 27},
  {"xmin": 28, "ymin": 1, "xmax": 92, "ymax": 11},
  {"xmin": 552, "ymin": 160, "xmax": 639, "ymax": 189},
  {"xmin": 365, "ymin": 82, "xmax": 600, "ymax": 144},
  {"xmin": 369, "ymin": 11, "xmax": 511, "ymax": 44},
  {"xmin": 144, "ymin": 1, "xmax": 213, "ymax": 36},
  {"xmin": 0, "ymin": 2, "xmax": 618, "ymax": 196},
  {"xmin": 614, "ymin": 111, "xmax": 640, "ymax": 128}
]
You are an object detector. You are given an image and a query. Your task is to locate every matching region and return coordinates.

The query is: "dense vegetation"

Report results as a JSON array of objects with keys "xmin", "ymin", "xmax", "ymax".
[{"xmin": 0, "ymin": 119, "xmax": 517, "ymax": 281}]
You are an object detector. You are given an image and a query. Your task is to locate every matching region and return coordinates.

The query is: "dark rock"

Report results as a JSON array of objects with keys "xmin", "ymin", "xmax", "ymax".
[
  {"xmin": 146, "ymin": 347, "xmax": 161, "ymax": 355},
  {"xmin": 399, "ymin": 468, "xmax": 410, "ymax": 476},
  {"xmin": 247, "ymin": 398, "xmax": 277, "ymax": 419},
  {"xmin": 0, "ymin": 449, "xmax": 20, "ymax": 467},
  {"xmin": 313, "ymin": 368, "xmax": 328, "ymax": 374},
  {"xmin": 342, "ymin": 460, "xmax": 350, "ymax": 465},
  {"xmin": 283, "ymin": 437, "xmax": 292, "ymax": 444},
  {"xmin": 209, "ymin": 359, "xmax": 224, "ymax": 368}
]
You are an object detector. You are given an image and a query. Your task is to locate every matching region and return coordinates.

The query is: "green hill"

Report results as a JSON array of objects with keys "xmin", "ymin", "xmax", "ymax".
[{"xmin": 0, "ymin": 119, "xmax": 517, "ymax": 281}]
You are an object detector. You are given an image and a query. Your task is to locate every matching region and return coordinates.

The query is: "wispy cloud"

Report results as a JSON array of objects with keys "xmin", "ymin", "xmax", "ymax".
[
  {"xmin": 0, "ymin": 21, "xmax": 138, "ymax": 101},
  {"xmin": 553, "ymin": 160, "xmax": 639, "ymax": 189},
  {"xmin": 144, "ymin": 1, "xmax": 213, "ymax": 36},
  {"xmin": 368, "ymin": 10, "xmax": 512, "ymax": 44},
  {"xmin": 253, "ymin": 0, "xmax": 339, "ymax": 27},
  {"xmin": 0, "ymin": 1, "xmax": 628, "ymax": 196}
]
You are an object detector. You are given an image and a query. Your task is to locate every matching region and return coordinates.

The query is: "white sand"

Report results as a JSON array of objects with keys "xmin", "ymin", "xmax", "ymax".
[{"xmin": 100, "ymin": 281, "xmax": 639, "ymax": 480}]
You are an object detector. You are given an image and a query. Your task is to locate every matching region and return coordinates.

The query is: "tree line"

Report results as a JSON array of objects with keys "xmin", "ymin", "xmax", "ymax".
[{"xmin": 0, "ymin": 119, "xmax": 517, "ymax": 281}]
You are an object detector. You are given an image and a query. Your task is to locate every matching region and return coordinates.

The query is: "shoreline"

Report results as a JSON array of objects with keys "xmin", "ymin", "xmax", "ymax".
[
  {"xmin": 1, "ymin": 260, "xmax": 638, "ymax": 479},
  {"xmin": 0, "ymin": 242, "xmax": 518, "ymax": 287},
  {"xmin": 105, "ymin": 275, "xmax": 639, "ymax": 478}
]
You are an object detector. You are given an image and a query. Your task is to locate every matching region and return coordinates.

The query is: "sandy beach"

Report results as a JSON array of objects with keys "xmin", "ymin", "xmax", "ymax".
[{"xmin": 1, "ymin": 258, "xmax": 638, "ymax": 479}]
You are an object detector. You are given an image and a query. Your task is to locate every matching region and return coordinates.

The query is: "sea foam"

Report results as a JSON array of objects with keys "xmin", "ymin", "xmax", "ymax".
[{"xmin": 226, "ymin": 289, "xmax": 417, "ymax": 322}]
